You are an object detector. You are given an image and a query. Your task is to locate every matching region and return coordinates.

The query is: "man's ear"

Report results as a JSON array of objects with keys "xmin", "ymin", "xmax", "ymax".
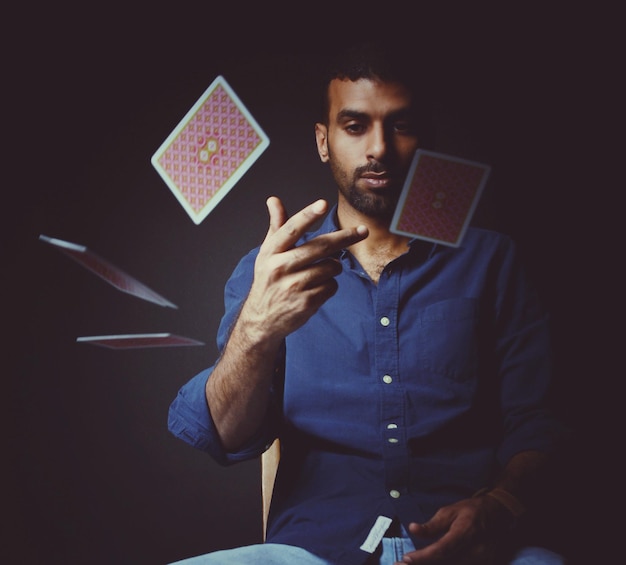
[{"xmin": 315, "ymin": 123, "xmax": 329, "ymax": 162}]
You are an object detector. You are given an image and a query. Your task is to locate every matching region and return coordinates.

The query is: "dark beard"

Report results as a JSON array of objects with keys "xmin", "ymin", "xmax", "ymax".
[
  {"xmin": 342, "ymin": 184, "xmax": 400, "ymax": 219},
  {"xmin": 334, "ymin": 161, "xmax": 401, "ymax": 219}
]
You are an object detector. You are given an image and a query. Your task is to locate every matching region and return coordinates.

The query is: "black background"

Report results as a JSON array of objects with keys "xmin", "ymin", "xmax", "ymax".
[{"xmin": 4, "ymin": 2, "xmax": 617, "ymax": 564}]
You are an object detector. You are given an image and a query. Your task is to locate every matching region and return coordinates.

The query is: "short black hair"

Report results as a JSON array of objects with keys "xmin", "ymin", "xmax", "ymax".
[
  {"xmin": 319, "ymin": 40, "xmax": 435, "ymax": 146},
  {"xmin": 322, "ymin": 41, "xmax": 415, "ymax": 86}
]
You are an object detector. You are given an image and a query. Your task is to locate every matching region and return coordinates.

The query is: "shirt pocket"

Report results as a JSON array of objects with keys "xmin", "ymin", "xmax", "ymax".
[{"xmin": 418, "ymin": 297, "xmax": 480, "ymax": 383}]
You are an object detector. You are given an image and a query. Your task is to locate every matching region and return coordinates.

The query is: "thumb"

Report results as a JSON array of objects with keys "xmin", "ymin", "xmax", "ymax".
[
  {"xmin": 265, "ymin": 196, "xmax": 287, "ymax": 238},
  {"xmin": 408, "ymin": 519, "xmax": 442, "ymax": 540}
]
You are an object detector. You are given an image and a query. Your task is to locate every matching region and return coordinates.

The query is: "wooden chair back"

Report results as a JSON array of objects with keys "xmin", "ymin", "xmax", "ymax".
[{"xmin": 261, "ymin": 438, "xmax": 281, "ymax": 540}]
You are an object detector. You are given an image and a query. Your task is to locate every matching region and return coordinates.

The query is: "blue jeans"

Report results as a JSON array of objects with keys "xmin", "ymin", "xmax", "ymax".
[{"xmin": 169, "ymin": 531, "xmax": 565, "ymax": 565}]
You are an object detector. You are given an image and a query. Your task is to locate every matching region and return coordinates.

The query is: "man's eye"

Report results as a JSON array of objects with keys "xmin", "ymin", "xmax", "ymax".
[
  {"xmin": 393, "ymin": 121, "xmax": 413, "ymax": 133},
  {"xmin": 345, "ymin": 123, "xmax": 365, "ymax": 134}
]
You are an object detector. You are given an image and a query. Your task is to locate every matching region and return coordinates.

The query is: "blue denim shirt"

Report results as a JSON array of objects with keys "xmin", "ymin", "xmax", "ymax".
[{"xmin": 168, "ymin": 207, "xmax": 565, "ymax": 564}]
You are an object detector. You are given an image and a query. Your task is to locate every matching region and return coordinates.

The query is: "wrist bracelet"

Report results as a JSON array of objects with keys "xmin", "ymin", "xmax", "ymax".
[{"xmin": 473, "ymin": 487, "xmax": 525, "ymax": 518}]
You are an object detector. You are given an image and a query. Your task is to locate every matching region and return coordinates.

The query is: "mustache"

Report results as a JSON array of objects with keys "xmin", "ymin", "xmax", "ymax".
[{"xmin": 355, "ymin": 161, "xmax": 388, "ymax": 176}]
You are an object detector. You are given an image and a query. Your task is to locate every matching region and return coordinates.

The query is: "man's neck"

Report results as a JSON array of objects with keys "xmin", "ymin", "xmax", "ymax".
[{"xmin": 336, "ymin": 200, "xmax": 410, "ymax": 283}]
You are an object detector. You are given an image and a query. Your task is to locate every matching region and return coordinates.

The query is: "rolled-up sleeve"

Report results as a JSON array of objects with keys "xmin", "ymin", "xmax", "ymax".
[{"xmin": 167, "ymin": 248, "xmax": 278, "ymax": 465}]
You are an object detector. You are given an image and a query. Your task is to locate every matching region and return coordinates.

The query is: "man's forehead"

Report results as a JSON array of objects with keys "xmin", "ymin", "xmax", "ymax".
[{"xmin": 327, "ymin": 78, "xmax": 413, "ymax": 116}]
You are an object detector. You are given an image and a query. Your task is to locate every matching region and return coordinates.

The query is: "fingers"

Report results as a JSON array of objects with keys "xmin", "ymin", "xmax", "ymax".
[
  {"xmin": 262, "ymin": 197, "xmax": 327, "ymax": 252},
  {"xmin": 299, "ymin": 258, "xmax": 343, "ymax": 290},
  {"xmin": 261, "ymin": 196, "xmax": 368, "ymax": 269},
  {"xmin": 408, "ymin": 521, "xmax": 434, "ymax": 538},
  {"xmin": 265, "ymin": 197, "xmax": 368, "ymax": 254},
  {"xmin": 286, "ymin": 227, "xmax": 367, "ymax": 272},
  {"xmin": 247, "ymin": 197, "xmax": 368, "ymax": 340},
  {"xmin": 401, "ymin": 519, "xmax": 455, "ymax": 563},
  {"xmin": 265, "ymin": 196, "xmax": 288, "ymax": 238},
  {"xmin": 400, "ymin": 532, "xmax": 459, "ymax": 564},
  {"xmin": 403, "ymin": 513, "xmax": 490, "ymax": 564}
]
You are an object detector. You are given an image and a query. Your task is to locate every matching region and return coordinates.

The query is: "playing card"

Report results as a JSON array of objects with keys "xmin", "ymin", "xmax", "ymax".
[
  {"xmin": 76, "ymin": 333, "xmax": 204, "ymax": 349},
  {"xmin": 39, "ymin": 234, "xmax": 177, "ymax": 308},
  {"xmin": 151, "ymin": 75, "xmax": 270, "ymax": 225},
  {"xmin": 390, "ymin": 150, "xmax": 491, "ymax": 247}
]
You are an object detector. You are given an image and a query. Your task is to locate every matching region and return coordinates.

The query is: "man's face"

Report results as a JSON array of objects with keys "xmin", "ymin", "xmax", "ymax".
[{"xmin": 315, "ymin": 78, "xmax": 421, "ymax": 220}]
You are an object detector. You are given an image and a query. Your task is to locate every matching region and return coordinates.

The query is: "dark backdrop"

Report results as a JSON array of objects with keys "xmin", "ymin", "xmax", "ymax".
[{"xmin": 5, "ymin": 3, "xmax": 616, "ymax": 564}]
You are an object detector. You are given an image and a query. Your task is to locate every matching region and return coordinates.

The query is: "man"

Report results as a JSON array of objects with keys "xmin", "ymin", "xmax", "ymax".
[{"xmin": 167, "ymin": 42, "xmax": 568, "ymax": 564}]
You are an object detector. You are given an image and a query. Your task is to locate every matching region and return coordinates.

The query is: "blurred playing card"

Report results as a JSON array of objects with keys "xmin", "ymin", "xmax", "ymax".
[
  {"xmin": 390, "ymin": 150, "xmax": 491, "ymax": 247},
  {"xmin": 39, "ymin": 234, "xmax": 177, "ymax": 308},
  {"xmin": 76, "ymin": 333, "xmax": 204, "ymax": 349},
  {"xmin": 151, "ymin": 75, "xmax": 270, "ymax": 225}
]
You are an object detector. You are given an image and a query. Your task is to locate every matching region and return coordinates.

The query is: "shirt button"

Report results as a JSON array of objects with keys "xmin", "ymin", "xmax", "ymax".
[
  {"xmin": 388, "ymin": 438, "xmax": 399, "ymax": 444},
  {"xmin": 380, "ymin": 316, "xmax": 391, "ymax": 326},
  {"xmin": 387, "ymin": 423, "xmax": 398, "ymax": 429},
  {"xmin": 390, "ymin": 490, "xmax": 401, "ymax": 499},
  {"xmin": 382, "ymin": 375, "xmax": 393, "ymax": 384}
]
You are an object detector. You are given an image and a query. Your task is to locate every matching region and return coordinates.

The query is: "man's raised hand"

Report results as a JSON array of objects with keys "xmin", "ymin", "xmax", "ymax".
[{"xmin": 241, "ymin": 196, "xmax": 368, "ymax": 346}]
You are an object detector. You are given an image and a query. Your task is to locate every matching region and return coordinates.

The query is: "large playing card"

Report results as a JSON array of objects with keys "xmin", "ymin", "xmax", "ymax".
[
  {"xmin": 39, "ymin": 234, "xmax": 177, "ymax": 308},
  {"xmin": 151, "ymin": 75, "xmax": 270, "ymax": 225},
  {"xmin": 76, "ymin": 333, "xmax": 204, "ymax": 349},
  {"xmin": 390, "ymin": 150, "xmax": 491, "ymax": 247}
]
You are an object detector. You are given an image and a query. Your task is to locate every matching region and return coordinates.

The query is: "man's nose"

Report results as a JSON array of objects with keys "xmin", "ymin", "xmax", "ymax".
[{"xmin": 366, "ymin": 124, "xmax": 388, "ymax": 161}]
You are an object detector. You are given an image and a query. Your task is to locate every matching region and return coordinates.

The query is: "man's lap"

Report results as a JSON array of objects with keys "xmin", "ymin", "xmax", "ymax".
[{"xmin": 168, "ymin": 541, "xmax": 566, "ymax": 565}]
